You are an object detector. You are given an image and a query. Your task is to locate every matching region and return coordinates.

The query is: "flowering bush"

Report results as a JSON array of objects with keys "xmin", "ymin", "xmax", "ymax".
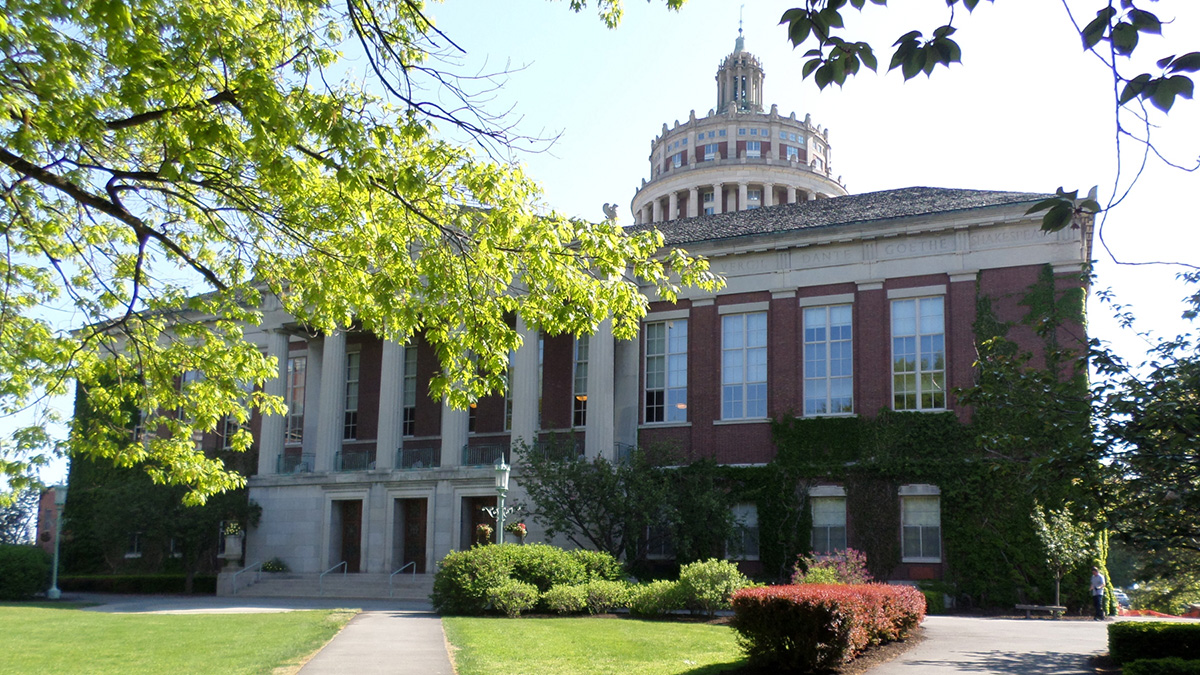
[
  {"xmin": 262, "ymin": 557, "xmax": 289, "ymax": 573},
  {"xmin": 793, "ymin": 548, "xmax": 873, "ymax": 585},
  {"xmin": 730, "ymin": 584, "xmax": 925, "ymax": 671},
  {"xmin": 475, "ymin": 523, "xmax": 493, "ymax": 545}
]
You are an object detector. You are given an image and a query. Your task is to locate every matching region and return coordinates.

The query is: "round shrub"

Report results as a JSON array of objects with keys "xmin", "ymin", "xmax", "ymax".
[
  {"xmin": 677, "ymin": 558, "xmax": 751, "ymax": 617},
  {"xmin": 570, "ymin": 549, "xmax": 625, "ymax": 581},
  {"xmin": 487, "ymin": 579, "xmax": 540, "ymax": 618},
  {"xmin": 0, "ymin": 544, "xmax": 51, "ymax": 600},
  {"xmin": 542, "ymin": 584, "xmax": 588, "ymax": 614},
  {"xmin": 629, "ymin": 580, "xmax": 685, "ymax": 618},
  {"xmin": 432, "ymin": 544, "xmax": 625, "ymax": 615},
  {"xmin": 583, "ymin": 580, "xmax": 632, "ymax": 614}
]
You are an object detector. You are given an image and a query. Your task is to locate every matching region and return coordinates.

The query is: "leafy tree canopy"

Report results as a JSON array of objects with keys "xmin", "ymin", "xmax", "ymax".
[{"xmin": 0, "ymin": 0, "xmax": 718, "ymax": 502}]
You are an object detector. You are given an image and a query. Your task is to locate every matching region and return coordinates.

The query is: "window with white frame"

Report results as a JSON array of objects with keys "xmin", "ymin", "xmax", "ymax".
[
  {"xmin": 344, "ymin": 350, "xmax": 360, "ymax": 440},
  {"xmin": 573, "ymin": 335, "xmax": 589, "ymax": 427},
  {"xmin": 402, "ymin": 344, "xmax": 417, "ymax": 436},
  {"xmin": 804, "ymin": 305, "xmax": 853, "ymax": 415},
  {"xmin": 647, "ymin": 524, "xmax": 674, "ymax": 559},
  {"xmin": 811, "ymin": 496, "xmax": 847, "ymax": 555},
  {"xmin": 644, "ymin": 319, "xmax": 687, "ymax": 423},
  {"xmin": 705, "ymin": 143, "xmax": 717, "ymax": 161},
  {"xmin": 285, "ymin": 356, "xmax": 306, "ymax": 444},
  {"xmin": 728, "ymin": 503, "xmax": 760, "ymax": 560},
  {"xmin": 671, "ymin": 152, "xmax": 682, "ymax": 168},
  {"xmin": 786, "ymin": 145, "xmax": 799, "ymax": 161},
  {"xmin": 719, "ymin": 129, "xmax": 727, "ymax": 137},
  {"xmin": 721, "ymin": 313, "xmax": 767, "ymax": 419},
  {"xmin": 901, "ymin": 487, "xmax": 941, "ymax": 562},
  {"xmin": 746, "ymin": 140, "xmax": 761, "ymax": 158},
  {"xmin": 737, "ymin": 128, "xmax": 746, "ymax": 135},
  {"xmin": 125, "ymin": 532, "xmax": 143, "ymax": 559},
  {"xmin": 891, "ymin": 297, "xmax": 946, "ymax": 410}
]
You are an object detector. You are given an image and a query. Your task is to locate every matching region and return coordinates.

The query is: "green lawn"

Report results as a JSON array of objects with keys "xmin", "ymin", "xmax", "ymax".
[
  {"xmin": 0, "ymin": 604, "xmax": 354, "ymax": 674},
  {"xmin": 443, "ymin": 616, "xmax": 747, "ymax": 675}
]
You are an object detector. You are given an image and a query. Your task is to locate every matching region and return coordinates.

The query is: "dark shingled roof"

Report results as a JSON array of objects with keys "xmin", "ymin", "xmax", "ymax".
[{"xmin": 626, "ymin": 186, "xmax": 1051, "ymax": 246}]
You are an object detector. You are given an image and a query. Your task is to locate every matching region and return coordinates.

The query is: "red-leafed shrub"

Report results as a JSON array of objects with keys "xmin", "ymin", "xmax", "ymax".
[{"xmin": 730, "ymin": 584, "xmax": 926, "ymax": 671}]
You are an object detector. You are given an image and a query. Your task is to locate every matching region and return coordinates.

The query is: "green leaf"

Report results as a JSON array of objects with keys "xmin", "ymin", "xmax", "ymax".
[
  {"xmin": 860, "ymin": 47, "xmax": 878, "ymax": 72},
  {"xmin": 1128, "ymin": 9, "xmax": 1161, "ymax": 35},
  {"xmin": 814, "ymin": 65, "xmax": 834, "ymax": 90},
  {"xmin": 1040, "ymin": 202, "xmax": 1075, "ymax": 232},
  {"xmin": 802, "ymin": 57, "xmax": 822, "ymax": 79},
  {"xmin": 1119, "ymin": 73, "xmax": 1152, "ymax": 105},
  {"xmin": 1111, "ymin": 22, "xmax": 1139, "ymax": 56},
  {"xmin": 1168, "ymin": 53, "xmax": 1200, "ymax": 74},
  {"xmin": 1082, "ymin": 9, "xmax": 1114, "ymax": 50}
]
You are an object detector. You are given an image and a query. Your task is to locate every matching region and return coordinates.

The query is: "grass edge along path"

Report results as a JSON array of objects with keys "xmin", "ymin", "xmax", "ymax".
[
  {"xmin": 443, "ymin": 616, "xmax": 747, "ymax": 675},
  {"xmin": 0, "ymin": 605, "xmax": 356, "ymax": 674}
]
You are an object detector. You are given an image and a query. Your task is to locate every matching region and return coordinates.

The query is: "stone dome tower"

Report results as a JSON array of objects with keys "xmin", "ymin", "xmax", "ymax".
[{"xmin": 630, "ymin": 34, "xmax": 848, "ymax": 225}]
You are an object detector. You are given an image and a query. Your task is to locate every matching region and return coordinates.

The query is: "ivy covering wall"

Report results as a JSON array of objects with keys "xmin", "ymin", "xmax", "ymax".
[{"xmin": 711, "ymin": 265, "xmax": 1097, "ymax": 608}]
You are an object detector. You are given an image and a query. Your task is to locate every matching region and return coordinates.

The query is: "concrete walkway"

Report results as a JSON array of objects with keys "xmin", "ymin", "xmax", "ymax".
[
  {"xmin": 73, "ymin": 593, "xmax": 452, "ymax": 674},
  {"xmin": 871, "ymin": 615, "xmax": 1127, "ymax": 674}
]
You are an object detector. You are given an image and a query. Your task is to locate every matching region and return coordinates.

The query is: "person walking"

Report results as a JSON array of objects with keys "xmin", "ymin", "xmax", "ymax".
[{"xmin": 1090, "ymin": 566, "xmax": 1107, "ymax": 621}]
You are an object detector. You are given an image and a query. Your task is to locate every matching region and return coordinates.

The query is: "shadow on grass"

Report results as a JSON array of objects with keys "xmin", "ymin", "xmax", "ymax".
[
  {"xmin": 0, "ymin": 601, "xmax": 97, "ymax": 610},
  {"xmin": 677, "ymin": 660, "xmax": 751, "ymax": 675}
]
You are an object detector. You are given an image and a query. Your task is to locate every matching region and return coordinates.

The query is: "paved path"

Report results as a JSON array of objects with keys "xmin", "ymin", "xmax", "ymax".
[
  {"xmin": 870, "ymin": 615, "xmax": 1114, "ymax": 674},
  {"xmin": 73, "ymin": 593, "xmax": 453, "ymax": 674}
]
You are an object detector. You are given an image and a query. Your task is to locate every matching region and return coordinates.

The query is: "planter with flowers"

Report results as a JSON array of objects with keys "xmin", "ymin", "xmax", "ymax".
[
  {"xmin": 475, "ymin": 523, "xmax": 493, "ymax": 546},
  {"xmin": 220, "ymin": 522, "xmax": 244, "ymax": 563},
  {"xmin": 505, "ymin": 522, "xmax": 528, "ymax": 544}
]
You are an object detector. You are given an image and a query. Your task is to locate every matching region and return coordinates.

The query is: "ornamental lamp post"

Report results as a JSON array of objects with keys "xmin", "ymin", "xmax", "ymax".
[
  {"xmin": 47, "ymin": 484, "xmax": 68, "ymax": 600},
  {"xmin": 494, "ymin": 460, "xmax": 510, "ymax": 545}
]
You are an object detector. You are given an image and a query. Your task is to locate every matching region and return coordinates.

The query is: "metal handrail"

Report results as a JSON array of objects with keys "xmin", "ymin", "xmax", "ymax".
[
  {"xmin": 388, "ymin": 562, "xmax": 417, "ymax": 598},
  {"xmin": 231, "ymin": 561, "xmax": 263, "ymax": 595},
  {"xmin": 318, "ymin": 560, "xmax": 347, "ymax": 595}
]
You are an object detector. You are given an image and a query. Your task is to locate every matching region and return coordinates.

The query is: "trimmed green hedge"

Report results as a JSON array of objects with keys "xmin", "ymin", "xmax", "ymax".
[
  {"xmin": 59, "ymin": 574, "xmax": 217, "ymax": 594},
  {"xmin": 0, "ymin": 545, "xmax": 51, "ymax": 600},
  {"xmin": 431, "ymin": 544, "xmax": 623, "ymax": 615},
  {"xmin": 1111, "ymin": 622, "xmax": 1200, "ymax": 664},
  {"xmin": 1125, "ymin": 658, "xmax": 1200, "ymax": 675}
]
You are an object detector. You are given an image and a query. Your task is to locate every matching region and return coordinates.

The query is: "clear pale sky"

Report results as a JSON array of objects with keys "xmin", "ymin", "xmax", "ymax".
[{"xmin": 20, "ymin": 0, "xmax": 1200, "ymax": 485}]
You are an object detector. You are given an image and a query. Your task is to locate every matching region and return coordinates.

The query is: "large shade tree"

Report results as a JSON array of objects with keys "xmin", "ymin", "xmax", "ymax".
[{"xmin": 0, "ymin": 0, "xmax": 714, "ymax": 502}]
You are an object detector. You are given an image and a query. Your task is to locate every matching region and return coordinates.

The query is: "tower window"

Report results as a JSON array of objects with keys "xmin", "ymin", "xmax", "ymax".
[
  {"xmin": 746, "ymin": 141, "xmax": 761, "ymax": 158},
  {"xmin": 704, "ymin": 144, "xmax": 717, "ymax": 161}
]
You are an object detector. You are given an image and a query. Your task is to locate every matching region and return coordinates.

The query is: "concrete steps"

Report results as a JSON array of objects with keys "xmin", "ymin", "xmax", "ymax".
[{"xmin": 231, "ymin": 572, "xmax": 434, "ymax": 601}]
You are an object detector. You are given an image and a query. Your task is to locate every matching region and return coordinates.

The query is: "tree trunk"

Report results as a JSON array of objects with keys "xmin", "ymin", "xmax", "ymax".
[{"xmin": 1054, "ymin": 572, "xmax": 1061, "ymax": 607}]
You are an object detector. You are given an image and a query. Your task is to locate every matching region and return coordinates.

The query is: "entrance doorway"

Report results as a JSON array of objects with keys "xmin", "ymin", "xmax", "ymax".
[
  {"xmin": 461, "ymin": 495, "xmax": 498, "ymax": 549},
  {"xmin": 393, "ymin": 498, "xmax": 428, "ymax": 573},
  {"xmin": 330, "ymin": 499, "xmax": 363, "ymax": 572}
]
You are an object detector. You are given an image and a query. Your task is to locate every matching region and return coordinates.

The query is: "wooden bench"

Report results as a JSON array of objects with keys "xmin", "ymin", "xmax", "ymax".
[{"xmin": 1015, "ymin": 604, "xmax": 1067, "ymax": 619}]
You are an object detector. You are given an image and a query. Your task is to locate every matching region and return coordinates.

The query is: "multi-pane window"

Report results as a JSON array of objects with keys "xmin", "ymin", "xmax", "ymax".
[
  {"xmin": 747, "ymin": 188, "xmax": 761, "ymax": 210},
  {"xmin": 705, "ymin": 143, "xmax": 717, "ymax": 161},
  {"xmin": 804, "ymin": 305, "xmax": 853, "ymax": 415},
  {"xmin": 285, "ymin": 356, "xmax": 306, "ymax": 445},
  {"xmin": 504, "ymin": 349, "xmax": 514, "ymax": 432},
  {"xmin": 811, "ymin": 497, "xmax": 847, "ymax": 555},
  {"xmin": 718, "ymin": 129, "xmax": 727, "ymax": 137},
  {"xmin": 402, "ymin": 344, "xmax": 417, "ymax": 436},
  {"xmin": 786, "ymin": 145, "xmax": 799, "ymax": 161},
  {"xmin": 737, "ymin": 128, "xmax": 746, "ymax": 135},
  {"xmin": 671, "ymin": 152, "xmax": 682, "ymax": 168},
  {"xmin": 746, "ymin": 140, "xmax": 761, "ymax": 158},
  {"xmin": 721, "ymin": 313, "xmax": 767, "ymax": 419},
  {"xmin": 344, "ymin": 350, "xmax": 360, "ymax": 440},
  {"xmin": 703, "ymin": 191, "xmax": 715, "ymax": 216},
  {"xmin": 892, "ymin": 297, "xmax": 946, "ymax": 410},
  {"xmin": 644, "ymin": 319, "xmax": 688, "ymax": 423},
  {"xmin": 902, "ymin": 494, "xmax": 941, "ymax": 562},
  {"xmin": 573, "ymin": 335, "xmax": 589, "ymax": 427},
  {"xmin": 728, "ymin": 503, "xmax": 760, "ymax": 560}
]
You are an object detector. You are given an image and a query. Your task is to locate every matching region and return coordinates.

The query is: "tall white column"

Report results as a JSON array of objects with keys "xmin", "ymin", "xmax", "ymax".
[
  {"xmin": 440, "ymin": 399, "xmax": 468, "ymax": 468},
  {"xmin": 316, "ymin": 330, "xmax": 346, "ymax": 472},
  {"xmin": 763, "ymin": 182, "xmax": 775, "ymax": 207},
  {"xmin": 257, "ymin": 329, "xmax": 290, "ymax": 476},
  {"xmin": 687, "ymin": 188, "xmax": 698, "ymax": 218},
  {"xmin": 652, "ymin": 199, "xmax": 662, "ymax": 223},
  {"xmin": 787, "ymin": 186, "xmax": 797, "ymax": 204},
  {"xmin": 807, "ymin": 190, "xmax": 817, "ymax": 202},
  {"xmin": 301, "ymin": 337, "xmax": 323, "ymax": 458},
  {"xmin": 584, "ymin": 319, "xmax": 615, "ymax": 461},
  {"xmin": 667, "ymin": 192, "xmax": 678, "ymax": 221},
  {"xmin": 375, "ymin": 340, "xmax": 405, "ymax": 471},
  {"xmin": 713, "ymin": 183, "xmax": 724, "ymax": 214},
  {"xmin": 613, "ymin": 333, "xmax": 639, "ymax": 452},
  {"xmin": 510, "ymin": 317, "xmax": 539, "ymax": 461},
  {"xmin": 738, "ymin": 182, "xmax": 749, "ymax": 211}
]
